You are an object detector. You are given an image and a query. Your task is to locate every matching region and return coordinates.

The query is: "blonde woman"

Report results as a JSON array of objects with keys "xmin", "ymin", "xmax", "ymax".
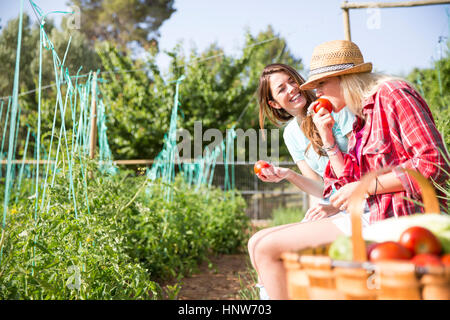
[{"xmin": 299, "ymin": 40, "xmax": 449, "ymax": 221}]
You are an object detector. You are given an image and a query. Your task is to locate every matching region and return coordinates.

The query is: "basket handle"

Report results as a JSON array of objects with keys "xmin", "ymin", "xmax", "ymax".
[{"xmin": 347, "ymin": 167, "xmax": 440, "ymax": 262}]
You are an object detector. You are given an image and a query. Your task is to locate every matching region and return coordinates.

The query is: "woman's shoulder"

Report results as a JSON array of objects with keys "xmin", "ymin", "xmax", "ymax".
[
  {"xmin": 375, "ymin": 80, "xmax": 426, "ymax": 110},
  {"xmin": 283, "ymin": 118, "xmax": 309, "ymax": 144},
  {"xmin": 283, "ymin": 118, "xmax": 302, "ymax": 136},
  {"xmin": 377, "ymin": 79, "xmax": 416, "ymax": 96}
]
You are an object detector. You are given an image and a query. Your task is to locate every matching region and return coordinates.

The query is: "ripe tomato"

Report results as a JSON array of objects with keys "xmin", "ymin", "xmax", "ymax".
[
  {"xmin": 254, "ymin": 160, "xmax": 270, "ymax": 175},
  {"xmin": 313, "ymin": 98, "xmax": 333, "ymax": 113},
  {"xmin": 411, "ymin": 253, "xmax": 442, "ymax": 267},
  {"xmin": 369, "ymin": 241, "xmax": 412, "ymax": 262},
  {"xmin": 399, "ymin": 226, "xmax": 442, "ymax": 255},
  {"xmin": 366, "ymin": 242, "xmax": 378, "ymax": 260},
  {"xmin": 441, "ymin": 253, "xmax": 450, "ymax": 266}
]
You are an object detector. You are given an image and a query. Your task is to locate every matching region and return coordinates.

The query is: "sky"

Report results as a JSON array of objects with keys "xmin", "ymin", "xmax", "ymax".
[{"xmin": 0, "ymin": 0, "xmax": 449, "ymax": 78}]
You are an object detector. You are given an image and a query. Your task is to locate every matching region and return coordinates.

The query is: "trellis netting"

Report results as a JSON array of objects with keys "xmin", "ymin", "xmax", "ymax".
[{"xmin": 0, "ymin": 0, "xmax": 237, "ymax": 263}]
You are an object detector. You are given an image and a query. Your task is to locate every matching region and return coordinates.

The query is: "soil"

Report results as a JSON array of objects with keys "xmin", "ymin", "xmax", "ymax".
[
  {"xmin": 175, "ymin": 253, "xmax": 255, "ymax": 300},
  {"xmin": 162, "ymin": 220, "xmax": 268, "ymax": 300}
]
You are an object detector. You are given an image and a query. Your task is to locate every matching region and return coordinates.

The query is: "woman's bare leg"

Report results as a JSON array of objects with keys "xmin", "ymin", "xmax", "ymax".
[
  {"xmin": 250, "ymin": 217, "xmax": 344, "ymax": 299},
  {"xmin": 248, "ymin": 223, "xmax": 300, "ymax": 276}
]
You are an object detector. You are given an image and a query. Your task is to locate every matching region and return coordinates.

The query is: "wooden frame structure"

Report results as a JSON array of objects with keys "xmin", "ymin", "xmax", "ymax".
[{"xmin": 341, "ymin": 0, "xmax": 450, "ymax": 40}]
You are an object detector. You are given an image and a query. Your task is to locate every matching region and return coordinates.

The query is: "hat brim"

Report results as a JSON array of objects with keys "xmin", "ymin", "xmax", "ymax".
[{"xmin": 299, "ymin": 62, "xmax": 373, "ymax": 90}]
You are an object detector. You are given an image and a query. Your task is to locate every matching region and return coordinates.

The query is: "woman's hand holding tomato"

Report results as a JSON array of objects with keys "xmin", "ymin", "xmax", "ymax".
[
  {"xmin": 308, "ymin": 98, "xmax": 335, "ymax": 147},
  {"xmin": 254, "ymin": 160, "xmax": 270, "ymax": 175},
  {"xmin": 314, "ymin": 98, "xmax": 333, "ymax": 113},
  {"xmin": 254, "ymin": 160, "xmax": 291, "ymax": 183}
]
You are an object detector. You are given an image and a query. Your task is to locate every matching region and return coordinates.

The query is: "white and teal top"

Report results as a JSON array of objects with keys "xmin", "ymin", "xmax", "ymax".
[{"xmin": 283, "ymin": 107, "xmax": 355, "ymax": 177}]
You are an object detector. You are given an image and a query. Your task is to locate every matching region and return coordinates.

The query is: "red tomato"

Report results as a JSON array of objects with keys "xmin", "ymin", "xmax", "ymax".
[
  {"xmin": 369, "ymin": 241, "xmax": 413, "ymax": 262},
  {"xmin": 441, "ymin": 253, "xmax": 450, "ymax": 266},
  {"xmin": 254, "ymin": 160, "xmax": 270, "ymax": 175},
  {"xmin": 313, "ymin": 98, "xmax": 333, "ymax": 113},
  {"xmin": 411, "ymin": 253, "xmax": 443, "ymax": 267},
  {"xmin": 366, "ymin": 242, "xmax": 378, "ymax": 260},
  {"xmin": 399, "ymin": 226, "xmax": 442, "ymax": 255}
]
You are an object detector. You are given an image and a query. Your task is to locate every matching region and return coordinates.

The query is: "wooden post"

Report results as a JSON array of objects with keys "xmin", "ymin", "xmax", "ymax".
[
  {"xmin": 343, "ymin": 6, "xmax": 352, "ymax": 41},
  {"xmin": 341, "ymin": 0, "xmax": 450, "ymax": 41},
  {"xmin": 341, "ymin": 0, "xmax": 450, "ymax": 10},
  {"xmin": 89, "ymin": 72, "xmax": 97, "ymax": 160}
]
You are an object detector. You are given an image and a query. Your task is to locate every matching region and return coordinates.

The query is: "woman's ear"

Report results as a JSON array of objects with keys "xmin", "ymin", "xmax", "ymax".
[{"xmin": 268, "ymin": 99, "xmax": 282, "ymax": 110}]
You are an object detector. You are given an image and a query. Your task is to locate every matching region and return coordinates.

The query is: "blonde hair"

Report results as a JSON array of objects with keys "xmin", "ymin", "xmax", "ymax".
[
  {"xmin": 258, "ymin": 64, "xmax": 328, "ymax": 156},
  {"xmin": 339, "ymin": 73, "xmax": 404, "ymax": 117}
]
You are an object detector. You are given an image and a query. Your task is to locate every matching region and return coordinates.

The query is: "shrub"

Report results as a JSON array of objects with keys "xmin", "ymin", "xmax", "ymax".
[{"xmin": 0, "ymin": 161, "xmax": 249, "ymax": 299}]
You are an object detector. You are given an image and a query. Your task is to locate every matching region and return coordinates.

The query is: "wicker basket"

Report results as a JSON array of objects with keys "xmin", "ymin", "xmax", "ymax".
[{"xmin": 282, "ymin": 168, "xmax": 450, "ymax": 300}]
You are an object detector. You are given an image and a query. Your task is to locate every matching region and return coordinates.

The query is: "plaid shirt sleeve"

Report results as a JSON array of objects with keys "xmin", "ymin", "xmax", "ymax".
[
  {"xmin": 323, "ymin": 152, "xmax": 358, "ymax": 198},
  {"xmin": 381, "ymin": 84, "xmax": 450, "ymax": 199}
]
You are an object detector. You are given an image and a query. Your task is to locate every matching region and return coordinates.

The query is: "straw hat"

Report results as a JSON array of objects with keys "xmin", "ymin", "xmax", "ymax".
[{"xmin": 300, "ymin": 40, "xmax": 372, "ymax": 90}]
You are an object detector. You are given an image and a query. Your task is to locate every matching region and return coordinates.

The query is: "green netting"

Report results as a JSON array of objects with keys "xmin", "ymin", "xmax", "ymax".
[
  {"xmin": 0, "ymin": 0, "xmax": 237, "ymax": 265},
  {"xmin": 1, "ymin": 0, "xmax": 25, "ymax": 264}
]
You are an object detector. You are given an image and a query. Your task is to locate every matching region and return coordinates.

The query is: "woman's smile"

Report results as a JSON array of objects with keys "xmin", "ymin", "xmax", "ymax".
[
  {"xmin": 289, "ymin": 92, "xmax": 302, "ymax": 103},
  {"xmin": 268, "ymin": 72, "xmax": 307, "ymax": 117}
]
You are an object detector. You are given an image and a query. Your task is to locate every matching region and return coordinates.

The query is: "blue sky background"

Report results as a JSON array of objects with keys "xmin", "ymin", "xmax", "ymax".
[{"xmin": 0, "ymin": 0, "xmax": 449, "ymax": 78}]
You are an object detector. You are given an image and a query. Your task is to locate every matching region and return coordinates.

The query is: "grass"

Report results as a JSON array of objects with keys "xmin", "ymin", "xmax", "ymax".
[
  {"xmin": 270, "ymin": 206, "xmax": 305, "ymax": 227},
  {"xmin": 237, "ymin": 265, "xmax": 260, "ymax": 300}
]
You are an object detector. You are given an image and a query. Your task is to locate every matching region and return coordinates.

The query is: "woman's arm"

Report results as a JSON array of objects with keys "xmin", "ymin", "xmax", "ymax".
[
  {"xmin": 309, "ymin": 103, "xmax": 347, "ymax": 177},
  {"xmin": 293, "ymin": 160, "xmax": 325, "ymax": 198},
  {"xmin": 257, "ymin": 160, "xmax": 324, "ymax": 198},
  {"xmin": 298, "ymin": 160, "xmax": 342, "ymax": 221},
  {"xmin": 329, "ymin": 172, "xmax": 404, "ymax": 210},
  {"xmin": 387, "ymin": 87, "xmax": 450, "ymax": 191},
  {"xmin": 322, "ymin": 141, "xmax": 346, "ymax": 178}
]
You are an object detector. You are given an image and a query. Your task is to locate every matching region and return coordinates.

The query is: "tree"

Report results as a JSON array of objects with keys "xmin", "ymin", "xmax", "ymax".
[
  {"xmin": 407, "ymin": 41, "xmax": 450, "ymax": 148},
  {"xmin": 68, "ymin": 0, "xmax": 176, "ymax": 52},
  {"xmin": 0, "ymin": 14, "xmax": 101, "ymax": 158},
  {"xmin": 97, "ymin": 26, "xmax": 304, "ymax": 161},
  {"xmin": 0, "ymin": 14, "xmax": 37, "ymax": 99},
  {"xmin": 0, "ymin": 14, "xmax": 101, "ymax": 98}
]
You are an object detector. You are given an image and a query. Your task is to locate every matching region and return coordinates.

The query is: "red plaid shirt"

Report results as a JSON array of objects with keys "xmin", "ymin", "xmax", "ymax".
[{"xmin": 323, "ymin": 80, "xmax": 449, "ymax": 223}]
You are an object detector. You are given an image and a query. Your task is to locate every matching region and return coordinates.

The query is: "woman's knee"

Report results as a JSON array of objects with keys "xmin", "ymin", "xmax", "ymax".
[
  {"xmin": 250, "ymin": 229, "xmax": 282, "ymax": 268},
  {"xmin": 248, "ymin": 227, "xmax": 275, "ymax": 266},
  {"xmin": 248, "ymin": 228, "xmax": 267, "ymax": 260}
]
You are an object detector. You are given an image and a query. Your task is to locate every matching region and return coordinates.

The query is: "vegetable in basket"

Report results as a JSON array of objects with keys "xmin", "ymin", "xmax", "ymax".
[{"xmin": 362, "ymin": 213, "xmax": 450, "ymax": 254}]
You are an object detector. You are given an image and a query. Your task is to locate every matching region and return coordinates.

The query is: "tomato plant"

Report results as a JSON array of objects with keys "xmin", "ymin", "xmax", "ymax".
[
  {"xmin": 0, "ymin": 162, "xmax": 249, "ymax": 299},
  {"xmin": 314, "ymin": 98, "xmax": 333, "ymax": 113}
]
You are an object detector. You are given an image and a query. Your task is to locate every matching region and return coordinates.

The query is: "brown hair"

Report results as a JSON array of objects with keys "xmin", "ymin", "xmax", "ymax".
[{"xmin": 257, "ymin": 63, "xmax": 327, "ymax": 156}]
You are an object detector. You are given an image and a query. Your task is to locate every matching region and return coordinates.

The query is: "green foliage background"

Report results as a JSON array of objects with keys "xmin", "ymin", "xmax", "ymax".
[
  {"xmin": 407, "ymin": 41, "xmax": 450, "ymax": 148},
  {"xmin": 0, "ymin": 9, "xmax": 449, "ymax": 300},
  {"xmin": 96, "ymin": 25, "xmax": 303, "ymax": 162},
  {"xmin": 0, "ymin": 161, "xmax": 249, "ymax": 299}
]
